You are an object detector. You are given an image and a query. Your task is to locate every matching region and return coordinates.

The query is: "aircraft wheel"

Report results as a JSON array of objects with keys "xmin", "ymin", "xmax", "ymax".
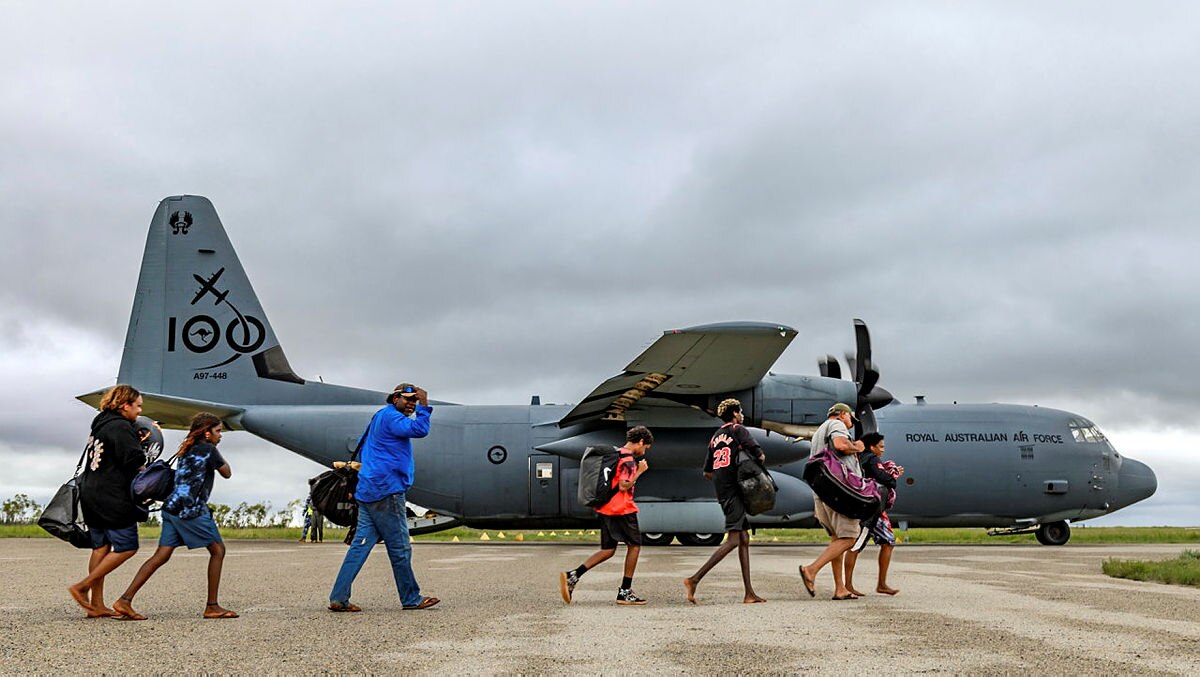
[
  {"xmin": 640, "ymin": 532, "xmax": 675, "ymax": 546},
  {"xmin": 676, "ymin": 533, "xmax": 723, "ymax": 547},
  {"xmin": 1036, "ymin": 521, "xmax": 1070, "ymax": 546}
]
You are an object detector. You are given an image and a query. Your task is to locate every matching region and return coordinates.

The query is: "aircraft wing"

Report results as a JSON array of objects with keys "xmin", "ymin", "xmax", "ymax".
[{"xmin": 558, "ymin": 322, "xmax": 797, "ymax": 428}]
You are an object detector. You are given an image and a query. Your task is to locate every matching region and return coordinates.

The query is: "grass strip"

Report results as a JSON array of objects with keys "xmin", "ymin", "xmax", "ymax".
[{"xmin": 1103, "ymin": 550, "xmax": 1200, "ymax": 587}]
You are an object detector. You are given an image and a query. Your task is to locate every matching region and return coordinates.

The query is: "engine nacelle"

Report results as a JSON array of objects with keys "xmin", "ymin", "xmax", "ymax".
[{"xmin": 717, "ymin": 374, "xmax": 857, "ymax": 430}]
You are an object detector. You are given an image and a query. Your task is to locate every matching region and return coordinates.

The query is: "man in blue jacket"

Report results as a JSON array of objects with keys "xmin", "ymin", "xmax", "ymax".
[{"xmin": 328, "ymin": 383, "xmax": 439, "ymax": 612}]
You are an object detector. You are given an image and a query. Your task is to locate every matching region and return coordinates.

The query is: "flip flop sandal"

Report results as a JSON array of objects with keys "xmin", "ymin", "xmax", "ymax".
[
  {"xmin": 327, "ymin": 602, "xmax": 363, "ymax": 613},
  {"xmin": 402, "ymin": 596, "xmax": 440, "ymax": 610},
  {"xmin": 799, "ymin": 566, "xmax": 816, "ymax": 597}
]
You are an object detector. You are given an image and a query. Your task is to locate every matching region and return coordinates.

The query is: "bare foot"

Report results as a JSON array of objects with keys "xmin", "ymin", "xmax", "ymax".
[
  {"xmin": 112, "ymin": 598, "xmax": 147, "ymax": 621},
  {"xmin": 86, "ymin": 606, "xmax": 117, "ymax": 619},
  {"xmin": 743, "ymin": 594, "xmax": 767, "ymax": 604},
  {"xmin": 68, "ymin": 584, "xmax": 94, "ymax": 613},
  {"xmin": 683, "ymin": 578, "xmax": 698, "ymax": 604},
  {"xmin": 847, "ymin": 586, "xmax": 866, "ymax": 597},
  {"xmin": 876, "ymin": 585, "xmax": 899, "ymax": 595},
  {"xmin": 203, "ymin": 604, "xmax": 239, "ymax": 619}
]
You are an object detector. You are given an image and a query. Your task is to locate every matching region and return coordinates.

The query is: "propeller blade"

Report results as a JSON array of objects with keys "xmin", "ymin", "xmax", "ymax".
[
  {"xmin": 844, "ymin": 352, "xmax": 856, "ymax": 384},
  {"xmin": 855, "ymin": 403, "xmax": 877, "ymax": 436},
  {"xmin": 852, "ymin": 319, "xmax": 871, "ymax": 384},
  {"xmin": 820, "ymin": 354, "xmax": 841, "ymax": 380},
  {"xmin": 859, "ymin": 361, "xmax": 880, "ymax": 398}
]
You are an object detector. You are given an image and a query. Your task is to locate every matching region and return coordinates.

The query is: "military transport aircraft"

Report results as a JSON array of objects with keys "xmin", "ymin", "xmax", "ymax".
[{"xmin": 79, "ymin": 196, "xmax": 1157, "ymax": 546}]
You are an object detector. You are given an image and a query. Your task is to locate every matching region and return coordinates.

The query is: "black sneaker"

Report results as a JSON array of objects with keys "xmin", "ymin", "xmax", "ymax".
[
  {"xmin": 616, "ymin": 588, "xmax": 646, "ymax": 605},
  {"xmin": 559, "ymin": 571, "xmax": 579, "ymax": 604}
]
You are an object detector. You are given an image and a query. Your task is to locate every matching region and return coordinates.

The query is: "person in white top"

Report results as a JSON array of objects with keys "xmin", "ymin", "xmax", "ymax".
[{"xmin": 799, "ymin": 403, "xmax": 866, "ymax": 600}]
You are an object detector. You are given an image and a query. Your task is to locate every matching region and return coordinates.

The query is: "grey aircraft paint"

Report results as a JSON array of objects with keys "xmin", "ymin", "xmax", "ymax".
[{"xmin": 79, "ymin": 196, "xmax": 1157, "ymax": 545}]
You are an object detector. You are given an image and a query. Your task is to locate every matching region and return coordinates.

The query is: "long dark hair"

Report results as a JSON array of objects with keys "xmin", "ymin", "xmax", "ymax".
[{"xmin": 175, "ymin": 412, "xmax": 222, "ymax": 459}]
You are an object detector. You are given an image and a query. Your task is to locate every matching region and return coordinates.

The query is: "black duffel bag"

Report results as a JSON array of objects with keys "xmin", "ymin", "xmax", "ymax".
[
  {"xmin": 308, "ymin": 428, "xmax": 368, "ymax": 528},
  {"xmin": 736, "ymin": 450, "xmax": 778, "ymax": 515},
  {"xmin": 38, "ymin": 446, "xmax": 92, "ymax": 549},
  {"xmin": 309, "ymin": 465, "xmax": 360, "ymax": 527}
]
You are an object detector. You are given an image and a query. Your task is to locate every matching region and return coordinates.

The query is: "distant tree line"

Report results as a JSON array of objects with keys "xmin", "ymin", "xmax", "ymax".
[
  {"xmin": 2, "ymin": 494, "xmax": 306, "ymax": 529},
  {"xmin": 1, "ymin": 494, "xmax": 42, "ymax": 524}
]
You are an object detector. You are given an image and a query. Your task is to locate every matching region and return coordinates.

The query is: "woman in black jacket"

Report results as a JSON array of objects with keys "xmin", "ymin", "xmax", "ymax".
[{"xmin": 69, "ymin": 384, "xmax": 146, "ymax": 617}]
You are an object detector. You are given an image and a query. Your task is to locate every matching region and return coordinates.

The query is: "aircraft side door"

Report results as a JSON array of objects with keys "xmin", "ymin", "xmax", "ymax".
[{"xmin": 529, "ymin": 454, "xmax": 559, "ymax": 515}]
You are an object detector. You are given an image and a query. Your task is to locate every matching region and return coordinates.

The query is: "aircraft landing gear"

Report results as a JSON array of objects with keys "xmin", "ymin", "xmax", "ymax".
[
  {"xmin": 1035, "ymin": 520, "xmax": 1071, "ymax": 546},
  {"xmin": 641, "ymin": 532, "xmax": 674, "ymax": 546},
  {"xmin": 676, "ymin": 533, "xmax": 723, "ymax": 547}
]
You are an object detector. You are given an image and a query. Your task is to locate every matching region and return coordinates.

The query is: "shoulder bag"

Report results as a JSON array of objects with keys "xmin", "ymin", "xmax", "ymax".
[{"xmin": 37, "ymin": 443, "xmax": 92, "ymax": 549}]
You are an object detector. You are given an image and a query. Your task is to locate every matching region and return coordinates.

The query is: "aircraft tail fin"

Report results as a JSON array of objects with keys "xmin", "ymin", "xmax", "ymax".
[{"xmin": 99, "ymin": 195, "xmax": 381, "ymax": 417}]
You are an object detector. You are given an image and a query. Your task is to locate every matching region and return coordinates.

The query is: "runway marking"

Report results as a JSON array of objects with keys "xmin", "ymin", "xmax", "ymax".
[
  {"xmin": 951, "ymin": 556, "xmax": 1041, "ymax": 563},
  {"xmin": 179, "ymin": 549, "xmax": 299, "ymax": 557}
]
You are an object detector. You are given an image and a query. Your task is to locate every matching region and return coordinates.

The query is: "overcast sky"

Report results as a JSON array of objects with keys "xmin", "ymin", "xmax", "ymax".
[{"xmin": 2, "ymin": 2, "xmax": 1197, "ymax": 527}]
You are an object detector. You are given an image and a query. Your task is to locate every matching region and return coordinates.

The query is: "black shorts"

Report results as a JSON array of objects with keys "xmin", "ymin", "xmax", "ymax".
[
  {"xmin": 599, "ymin": 513, "xmax": 642, "ymax": 549},
  {"xmin": 717, "ymin": 491, "xmax": 750, "ymax": 532}
]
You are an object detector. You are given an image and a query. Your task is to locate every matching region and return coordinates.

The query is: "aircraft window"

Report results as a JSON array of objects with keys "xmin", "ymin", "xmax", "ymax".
[{"xmin": 1068, "ymin": 419, "xmax": 1107, "ymax": 444}]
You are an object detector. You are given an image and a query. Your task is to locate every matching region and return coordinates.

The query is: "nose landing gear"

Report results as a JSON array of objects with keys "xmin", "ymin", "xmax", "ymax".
[{"xmin": 1035, "ymin": 520, "xmax": 1071, "ymax": 546}]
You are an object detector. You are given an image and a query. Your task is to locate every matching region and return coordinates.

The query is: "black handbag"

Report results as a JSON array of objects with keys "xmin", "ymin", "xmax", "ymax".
[
  {"xmin": 38, "ymin": 445, "xmax": 92, "ymax": 549},
  {"xmin": 736, "ymin": 449, "xmax": 778, "ymax": 515}
]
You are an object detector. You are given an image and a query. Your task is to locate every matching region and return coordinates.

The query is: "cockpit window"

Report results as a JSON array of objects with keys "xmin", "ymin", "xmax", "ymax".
[{"xmin": 1068, "ymin": 418, "xmax": 1107, "ymax": 443}]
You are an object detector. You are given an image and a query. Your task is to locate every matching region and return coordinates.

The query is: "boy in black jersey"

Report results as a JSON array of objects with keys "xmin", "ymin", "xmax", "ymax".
[{"xmin": 683, "ymin": 398, "xmax": 766, "ymax": 604}]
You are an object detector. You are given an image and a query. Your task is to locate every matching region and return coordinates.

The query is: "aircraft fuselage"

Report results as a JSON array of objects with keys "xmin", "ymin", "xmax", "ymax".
[{"xmin": 232, "ymin": 398, "xmax": 1155, "ymax": 534}]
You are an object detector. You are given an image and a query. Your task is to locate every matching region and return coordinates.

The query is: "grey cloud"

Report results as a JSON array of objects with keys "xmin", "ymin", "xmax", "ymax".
[{"xmin": 2, "ymin": 3, "xmax": 1198, "ymax": 522}]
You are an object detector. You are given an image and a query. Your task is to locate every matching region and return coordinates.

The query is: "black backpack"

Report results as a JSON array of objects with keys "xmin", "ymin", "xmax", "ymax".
[{"xmin": 577, "ymin": 446, "xmax": 626, "ymax": 508}]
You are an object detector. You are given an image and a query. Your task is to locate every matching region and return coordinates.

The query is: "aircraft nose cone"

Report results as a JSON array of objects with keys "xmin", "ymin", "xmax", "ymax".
[{"xmin": 1112, "ymin": 458, "xmax": 1157, "ymax": 510}]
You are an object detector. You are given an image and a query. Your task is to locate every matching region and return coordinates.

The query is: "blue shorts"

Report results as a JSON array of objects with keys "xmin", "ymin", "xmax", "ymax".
[
  {"xmin": 160, "ymin": 511, "xmax": 222, "ymax": 549},
  {"xmin": 89, "ymin": 525, "xmax": 140, "ymax": 553}
]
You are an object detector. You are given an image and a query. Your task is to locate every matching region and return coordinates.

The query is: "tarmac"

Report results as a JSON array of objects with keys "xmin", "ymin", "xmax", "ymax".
[{"xmin": 2, "ymin": 539, "xmax": 1199, "ymax": 674}]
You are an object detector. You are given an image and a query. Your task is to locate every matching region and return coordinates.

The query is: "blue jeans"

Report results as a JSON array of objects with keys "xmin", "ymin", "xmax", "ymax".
[{"xmin": 329, "ymin": 493, "xmax": 422, "ymax": 607}]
